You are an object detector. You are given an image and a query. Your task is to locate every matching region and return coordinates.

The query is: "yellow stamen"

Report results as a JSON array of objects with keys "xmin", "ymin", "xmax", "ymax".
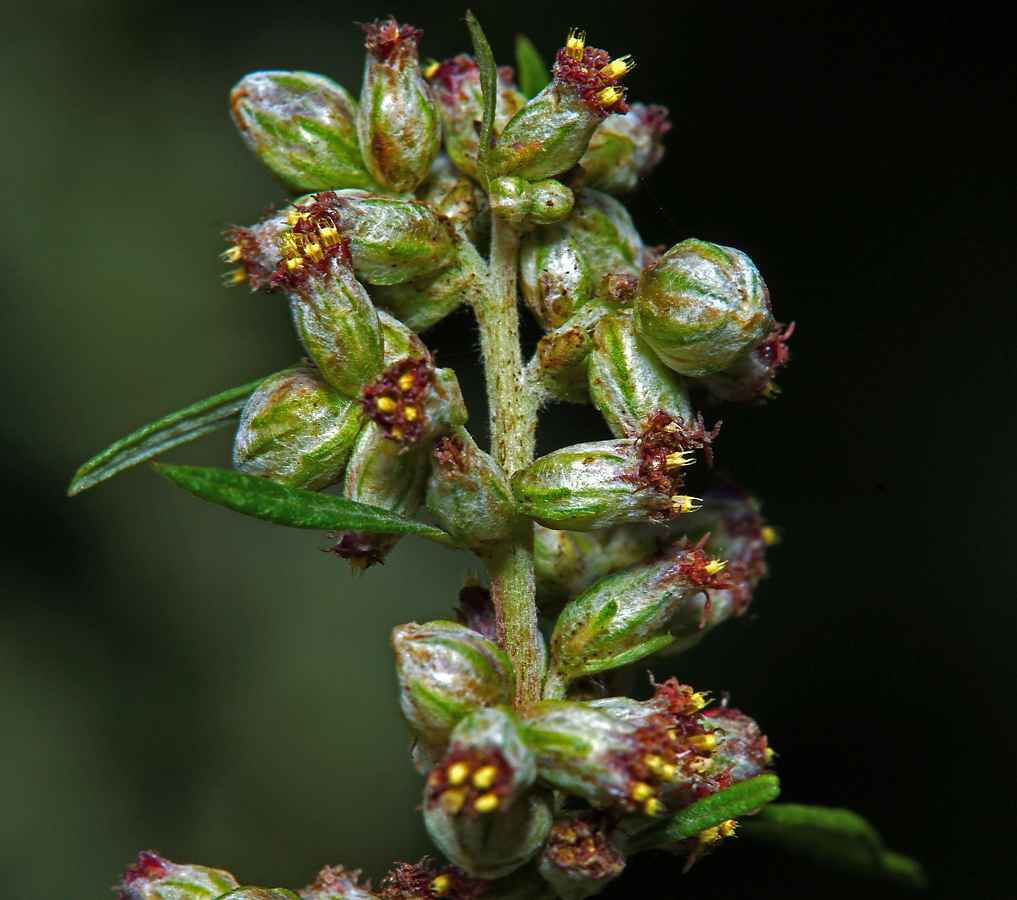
[
  {"xmin": 285, "ymin": 209, "xmax": 302, "ymax": 226},
  {"xmin": 665, "ymin": 450, "xmax": 694, "ymax": 469},
  {"xmin": 423, "ymin": 60, "xmax": 440, "ymax": 79},
  {"xmin": 595, "ymin": 86, "xmax": 623, "ymax": 107},
  {"xmin": 472, "ymin": 765, "xmax": 498, "ymax": 790},
  {"xmin": 474, "ymin": 792, "xmax": 500, "ymax": 814},
  {"xmin": 446, "ymin": 761, "xmax": 470, "ymax": 786},
  {"xmin": 222, "ymin": 246, "xmax": 243, "ymax": 263},
  {"xmin": 600, "ymin": 55, "xmax": 634, "ymax": 79},
  {"xmin": 644, "ymin": 797, "xmax": 666, "ymax": 816},
  {"xmin": 719, "ymin": 819, "xmax": 738, "ymax": 838},
  {"xmin": 697, "ymin": 825, "xmax": 721, "ymax": 844},
  {"xmin": 685, "ymin": 691, "xmax": 710, "ymax": 714},
  {"xmin": 761, "ymin": 381, "xmax": 781, "ymax": 398},
  {"xmin": 403, "ymin": 405, "xmax": 419, "ymax": 422},
  {"xmin": 690, "ymin": 733, "xmax": 719, "ymax": 753},
  {"xmin": 704, "ymin": 559, "xmax": 726, "ymax": 575},
  {"xmin": 223, "ymin": 267, "xmax": 248, "ymax": 287},
  {"xmin": 431, "ymin": 875, "xmax": 451, "ymax": 896},
  {"xmin": 565, "ymin": 28, "xmax": 586, "ymax": 60},
  {"xmin": 440, "ymin": 788, "xmax": 466, "ymax": 814},
  {"xmin": 761, "ymin": 525, "xmax": 779, "ymax": 546},
  {"xmin": 689, "ymin": 756, "xmax": 710, "ymax": 774},
  {"xmin": 304, "ymin": 240, "xmax": 324, "ymax": 263},
  {"xmin": 317, "ymin": 219, "xmax": 340, "ymax": 246},
  {"xmin": 374, "ymin": 396, "xmax": 398, "ymax": 414},
  {"xmin": 644, "ymin": 755, "xmax": 678, "ymax": 781},
  {"xmin": 764, "ymin": 747, "xmax": 776, "ymax": 764},
  {"xmin": 397, "ymin": 372, "xmax": 417, "ymax": 392},
  {"xmin": 672, "ymin": 495, "xmax": 703, "ymax": 514},
  {"xmin": 630, "ymin": 781, "xmax": 654, "ymax": 803},
  {"xmin": 390, "ymin": 426, "xmax": 404, "ymax": 441}
]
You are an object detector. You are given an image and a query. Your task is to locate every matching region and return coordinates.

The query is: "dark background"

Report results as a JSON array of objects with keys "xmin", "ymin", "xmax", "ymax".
[{"xmin": 1, "ymin": 0, "xmax": 1012, "ymax": 897}]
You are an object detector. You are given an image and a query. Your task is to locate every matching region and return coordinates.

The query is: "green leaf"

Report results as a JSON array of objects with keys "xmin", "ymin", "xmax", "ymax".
[
  {"xmin": 631, "ymin": 774, "xmax": 781, "ymax": 850},
  {"xmin": 465, "ymin": 10, "xmax": 497, "ymax": 189},
  {"xmin": 153, "ymin": 463, "xmax": 458, "ymax": 546},
  {"xmin": 68, "ymin": 370, "xmax": 292, "ymax": 496},
  {"xmin": 739, "ymin": 803, "xmax": 928, "ymax": 888},
  {"xmin": 515, "ymin": 34, "xmax": 550, "ymax": 99}
]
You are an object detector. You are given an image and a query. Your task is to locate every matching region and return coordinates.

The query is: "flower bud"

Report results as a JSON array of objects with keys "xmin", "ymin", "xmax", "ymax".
[
  {"xmin": 293, "ymin": 192, "xmax": 457, "ymax": 286},
  {"xmin": 562, "ymin": 190, "xmax": 648, "ymax": 284},
  {"xmin": 381, "ymin": 860, "xmax": 486, "ymax": 900},
  {"xmin": 579, "ymin": 104, "xmax": 670, "ymax": 196},
  {"xmin": 654, "ymin": 483, "xmax": 772, "ymax": 656},
  {"xmin": 488, "ymin": 176, "xmax": 574, "ymax": 229},
  {"xmin": 424, "ymin": 708, "xmax": 551, "ymax": 879},
  {"xmin": 229, "ymin": 71, "xmax": 379, "ymax": 193},
  {"xmin": 357, "ymin": 20, "xmax": 440, "ymax": 192},
  {"xmin": 116, "ymin": 852, "xmax": 238, "ymax": 900},
  {"xmin": 300, "ymin": 866, "xmax": 378, "ymax": 900},
  {"xmin": 426, "ymin": 429, "xmax": 515, "ymax": 547},
  {"xmin": 520, "ymin": 225, "xmax": 593, "ymax": 330},
  {"xmin": 217, "ymin": 891, "xmax": 301, "ymax": 900},
  {"xmin": 331, "ymin": 422, "xmax": 429, "ymax": 569},
  {"xmin": 378, "ymin": 309, "xmax": 428, "ymax": 365},
  {"xmin": 360, "ymin": 355, "xmax": 467, "ymax": 446},
  {"xmin": 490, "ymin": 31, "xmax": 634, "ymax": 182},
  {"xmin": 534, "ymin": 523, "xmax": 665, "ymax": 614},
  {"xmin": 414, "ymin": 155, "xmax": 486, "ymax": 239},
  {"xmin": 534, "ymin": 324, "xmax": 594, "ymax": 402},
  {"xmin": 392, "ymin": 621, "xmax": 516, "ymax": 754},
  {"xmin": 635, "ymin": 239, "xmax": 775, "ymax": 377},
  {"xmin": 699, "ymin": 706, "xmax": 773, "ymax": 786},
  {"xmin": 693, "ymin": 322, "xmax": 794, "ymax": 403},
  {"xmin": 511, "ymin": 412, "xmax": 717, "ymax": 531},
  {"xmin": 426, "ymin": 55, "xmax": 527, "ymax": 181},
  {"xmin": 370, "ymin": 252, "xmax": 481, "ymax": 333},
  {"xmin": 270, "ymin": 238, "xmax": 383, "ymax": 397},
  {"xmin": 549, "ymin": 537, "xmax": 728, "ymax": 685},
  {"xmin": 233, "ymin": 367, "xmax": 367, "ymax": 490},
  {"xmin": 537, "ymin": 812, "xmax": 626, "ymax": 900},
  {"xmin": 588, "ymin": 312, "xmax": 693, "ymax": 438}
]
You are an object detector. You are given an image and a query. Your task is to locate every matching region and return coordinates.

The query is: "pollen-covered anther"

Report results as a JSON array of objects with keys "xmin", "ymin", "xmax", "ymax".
[
  {"xmin": 360, "ymin": 356, "xmax": 435, "ymax": 445},
  {"xmin": 600, "ymin": 56, "xmax": 634, "ymax": 79},
  {"xmin": 397, "ymin": 372, "xmax": 417, "ymax": 392},
  {"xmin": 690, "ymin": 733, "xmax": 719, "ymax": 753},
  {"xmin": 719, "ymin": 819, "xmax": 738, "ymax": 837},
  {"xmin": 223, "ymin": 267, "xmax": 248, "ymax": 287},
  {"xmin": 643, "ymin": 754, "xmax": 677, "ymax": 781},
  {"xmin": 222, "ymin": 246, "xmax": 243, "ymax": 264},
  {"xmin": 704, "ymin": 559, "xmax": 727, "ymax": 575},
  {"xmin": 430, "ymin": 874, "xmax": 452, "ymax": 896},
  {"xmin": 565, "ymin": 28, "xmax": 587, "ymax": 59},
  {"xmin": 630, "ymin": 781, "xmax": 654, "ymax": 803},
  {"xmin": 447, "ymin": 761, "xmax": 471, "ymax": 786},
  {"xmin": 472, "ymin": 765, "xmax": 498, "ymax": 790},
  {"xmin": 473, "ymin": 792, "xmax": 500, "ymax": 814},
  {"xmin": 665, "ymin": 450, "xmax": 695, "ymax": 469},
  {"xmin": 403, "ymin": 405, "xmax": 419, "ymax": 422},
  {"xmin": 685, "ymin": 691, "xmax": 711, "ymax": 715},
  {"xmin": 374, "ymin": 396, "xmax": 399, "ymax": 414},
  {"xmin": 672, "ymin": 495, "xmax": 703, "ymax": 514},
  {"xmin": 440, "ymin": 788, "xmax": 467, "ymax": 814},
  {"xmin": 595, "ymin": 86, "xmax": 623, "ymax": 107},
  {"xmin": 643, "ymin": 797, "xmax": 666, "ymax": 816}
]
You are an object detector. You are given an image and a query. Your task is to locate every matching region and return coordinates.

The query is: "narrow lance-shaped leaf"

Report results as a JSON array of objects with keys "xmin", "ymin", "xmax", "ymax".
[
  {"xmin": 465, "ymin": 11, "xmax": 497, "ymax": 189},
  {"xmin": 514, "ymin": 33, "xmax": 550, "ymax": 99},
  {"xmin": 153, "ymin": 463, "xmax": 459, "ymax": 547},
  {"xmin": 738, "ymin": 803, "xmax": 928, "ymax": 888},
  {"xmin": 630, "ymin": 774, "xmax": 781, "ymax": 850},
  {"xmin": 68, "ymin": 369, "xmax": 293, "ymax": 496}
]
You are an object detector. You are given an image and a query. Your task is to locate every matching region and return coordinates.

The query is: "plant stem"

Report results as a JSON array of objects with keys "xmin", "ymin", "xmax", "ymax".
[{"xmin": 473, "ymin": 214, "xmax": 542, "ymax": 705}]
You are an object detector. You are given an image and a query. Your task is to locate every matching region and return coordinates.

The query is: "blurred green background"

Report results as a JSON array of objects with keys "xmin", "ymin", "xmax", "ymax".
[{"xmin": 1, "ymin": 1, "xmax": 1011, "ymax": 898}]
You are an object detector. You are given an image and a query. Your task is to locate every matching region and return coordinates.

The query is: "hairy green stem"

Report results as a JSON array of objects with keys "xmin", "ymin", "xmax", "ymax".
[{"xmin": 473, "ymin": 215, "xmax": 542, "ymax": 705}]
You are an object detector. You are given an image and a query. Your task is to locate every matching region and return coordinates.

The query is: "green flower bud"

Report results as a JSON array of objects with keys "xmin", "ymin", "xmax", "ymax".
[
  {"xmin": 229, "ymin": 71, "xmax": 379, "ymax": 193},
  {"xmin": 635, "ymin": 239, "xmax": 775, "ymax": 377},
  {"xmin": 490, "ymin": 31, "xmax": 634, "ymax": 182},
  {"xmin": 226, "ymin": 192, "xmax": 457, "ymax": 290},
  {"xmin": 370, "ymin": 250, "xmax": 482, "ymax": 333},
  {"xmin": 426, "ymin": 428, "xmax": 515, "ymax": 547},
  {"xmin": 426, "ymin": 55, "xmax": 527, "ymax": 181},
  {"xmin": 294, "ymin": 192, "xmax": 457, "ymax": 286},
  {"xmin": 534, "ymin": 523, "xmax": 664, "ymax": 614},
  {"xmin": 360, "ymin": 356, "xmax": 467, "ymax": 447},
  {"xmin": 520, "ymin": 225, "xmax": 593, "ymax": 330},
  {"xmin": 331, "ymin": 422, "xmax": 429, "ymax": 569},
  {"xmin": 549, "ymin": 537, "xmax": 729, "ymax": 685},
  {"xmin": 588, "ymin": 312, "xmax": 693, "ymax": 438},
  {"xmin": 414, "ymin": 154, "xmax": 486, "ymax": 240},
  {"xmin": 270, "ymin": 238, "xmax": 383, "ymax": 397},
  {"xmin": 653, "ymin": 483, "xmax": 773, "ymax": 657},
  {"xmin": 233, "ymin": 367, "xmax": 367, "ymax": 490},
  {"xmin": 537, "ymin": 812, "xmax": 626, "ymax": 900},
  {"xmin": 300, "ymin": 866, "xmax": 378, "ymax": 900},
  {"xmin": 392, "ymin": 621, "xmax": 516, "ymax": 755},
  {"xmin": 692, "ymin": 322, "xmax": 794, "ymax": 403},
  {"xmin": 511, "ymin": 412, "xmax": 717, "ymax": 531},
  {"xmin": 218, "ymin": 891, "xmax": 301, "ymax": 900},
  {"xmin": 357, "ymin": 20, "xmax": 440, "ymax": 192},
  {"xmin": 116, "ymin": 852, "xmax": 238, "ymax": 900},
  {"xmin": 425, "ymin": 708, "xmax": 550, "ymax": 879},
  {"xmin": 489, "ymin": 177, "xmax": 572, "ymax": 228},
  {"xmin": 579, "ymin": 104, "xmax": 670, "ymax": 196},
  {"xmin": 699, "ymin": 706, "xmax": 773, "ymax": 787},
  {"xmin": 562, "ymin": 189, "xmax": 647, "ymax": 284}
]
